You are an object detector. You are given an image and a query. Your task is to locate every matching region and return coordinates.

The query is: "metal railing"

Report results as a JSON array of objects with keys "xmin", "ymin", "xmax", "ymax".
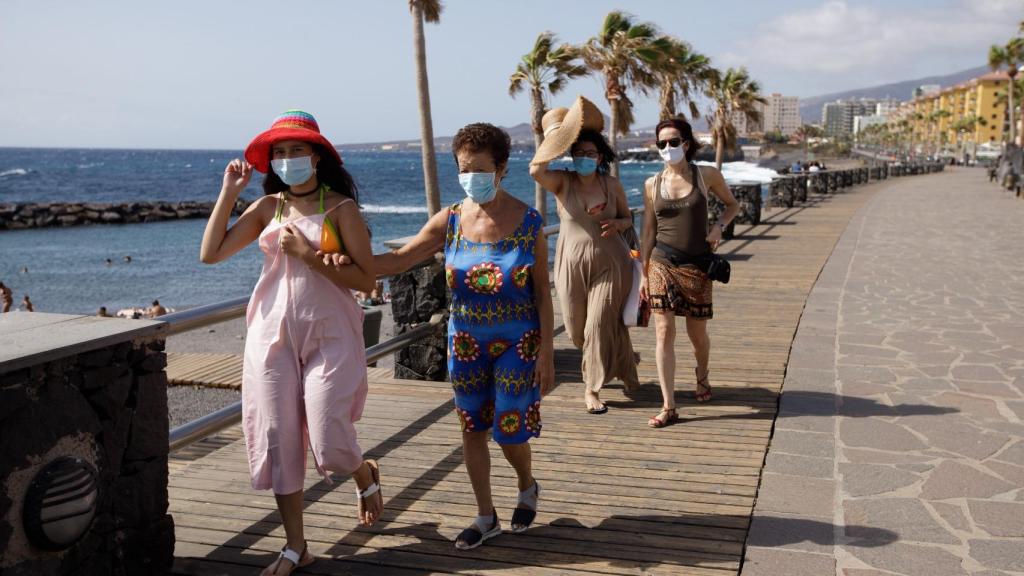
[{"xmin": 166, "ymin": 310, "xmax": 445, "ymax": 451}]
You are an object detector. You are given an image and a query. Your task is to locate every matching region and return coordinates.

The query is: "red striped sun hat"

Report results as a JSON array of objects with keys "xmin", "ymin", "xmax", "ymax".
[{"xmin": 244, "ymin": 110, "xmax": 342, "ymax": 173}]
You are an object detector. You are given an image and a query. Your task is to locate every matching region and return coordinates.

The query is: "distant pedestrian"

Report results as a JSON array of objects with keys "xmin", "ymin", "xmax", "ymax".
[
  {"xmin": 791, "ymin": 161, "xmax": 802, "ymax": 173},
  {"xmin": 1, "ymin": 282, "xmax": 12, "ymax": 313},
  {"xmin": 21, "ymin": 295, "xmax": 34, "ymax": 312},
  {"xmin": 97, "ymin": 306, "xmax": 110, "ymax": 317},
  {"xmin": 148, "ymin": 300, "xmax": 167, "ymax": 317}
]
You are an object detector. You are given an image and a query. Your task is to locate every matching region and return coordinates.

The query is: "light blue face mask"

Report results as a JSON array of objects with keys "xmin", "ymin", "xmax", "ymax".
[
  {"xmin": 270, "ymin": 155, "xmax": 315, "ymax": 186},
  {"xmin": 458, "ymin": 172, "xmax": 497, "ymax": 204},
  {"xmin": 573, "ymin": 157, "xmax": 598, "ymax": 176}
]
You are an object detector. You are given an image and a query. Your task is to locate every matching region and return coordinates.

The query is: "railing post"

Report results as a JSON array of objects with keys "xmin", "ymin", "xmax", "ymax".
[{"xmin": 383, "ymin": 237, "xmax": 449, "ymax": 382}]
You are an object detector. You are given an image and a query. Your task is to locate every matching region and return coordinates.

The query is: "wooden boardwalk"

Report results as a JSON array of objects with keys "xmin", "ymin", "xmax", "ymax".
[{"xmin": 169, "ymin": 185, "xmax": 879, "ymax": 575}]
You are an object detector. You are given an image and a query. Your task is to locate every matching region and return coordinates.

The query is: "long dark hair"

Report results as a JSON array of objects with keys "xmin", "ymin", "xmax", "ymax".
[
  {"xmin": 655, "ymin": 118, "xmax": 701, "ymax": 162},
  {"xmin": 262, "ymin": 143, "xmax": 359, "ymax": 204},
  {"xmin": 571, "ymin": 129, "xmax": 617, "ymax": 174}
]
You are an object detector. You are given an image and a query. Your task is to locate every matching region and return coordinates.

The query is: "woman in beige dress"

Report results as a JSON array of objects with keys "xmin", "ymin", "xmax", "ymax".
[{"xmin": 530, "ymin": 97, "xmax": 639, "ymax": 413}]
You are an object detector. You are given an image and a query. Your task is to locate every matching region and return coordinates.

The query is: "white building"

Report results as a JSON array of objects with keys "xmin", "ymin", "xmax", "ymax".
[
  {"xmin": 760, "ymin": 93, "xmax": 801, "ymax": 136},
  {"xmin": 853, "ymin": 114, "xmax": 888, "ymax": 136},
  {"xmin": 730, "ymin": 110, "xmax": 762, "ymax": 137}
]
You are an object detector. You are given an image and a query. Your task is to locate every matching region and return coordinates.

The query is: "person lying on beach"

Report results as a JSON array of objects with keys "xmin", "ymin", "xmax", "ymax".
[
  {"xmin": 148, "ymin": 300, "xmax": 167, "ymax": 317},
  {"xmin": 0, "ymin": 282, "xmax": 12, "ymax": 313},
  {"xmin": 200, "ymin": 110, "xmax": 380, "ymax": 575}
]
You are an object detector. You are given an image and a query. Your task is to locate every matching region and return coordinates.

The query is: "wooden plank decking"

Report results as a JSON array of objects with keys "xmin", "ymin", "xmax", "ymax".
[{"xmin": 169, "ymin": 186, "xmax": 878, "ymax": 575}]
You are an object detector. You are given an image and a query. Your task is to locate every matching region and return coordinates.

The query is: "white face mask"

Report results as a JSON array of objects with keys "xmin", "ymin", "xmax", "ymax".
[{"xmin": 659, "ymin": 145, "xmax": 686, "ymax": 165}]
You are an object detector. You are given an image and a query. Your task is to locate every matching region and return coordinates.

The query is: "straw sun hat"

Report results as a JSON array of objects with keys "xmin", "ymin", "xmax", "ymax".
[
  {"xmin": 531, "ymin": 95, "xmax": 605, "ymax": 164},
  {"xmin": 244, "ymin": 110, "xmax": 342, "ymax": 173}
]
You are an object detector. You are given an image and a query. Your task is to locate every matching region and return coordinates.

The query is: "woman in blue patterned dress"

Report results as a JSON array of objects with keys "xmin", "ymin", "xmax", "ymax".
[{"xmin": 325, "ymin": 123, "xmax": 555, "ymax": 550}]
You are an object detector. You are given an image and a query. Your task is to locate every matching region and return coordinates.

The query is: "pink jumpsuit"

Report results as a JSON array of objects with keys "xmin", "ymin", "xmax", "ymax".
[{"xmin": 242, "ymin": 198, "xmax": 367, "ymax": 494}]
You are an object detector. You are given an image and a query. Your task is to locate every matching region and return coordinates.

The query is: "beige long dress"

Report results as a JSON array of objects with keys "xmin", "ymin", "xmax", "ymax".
[{"xmin": 554, "ymin": 174, "xmax": 639, "ymax": 393}]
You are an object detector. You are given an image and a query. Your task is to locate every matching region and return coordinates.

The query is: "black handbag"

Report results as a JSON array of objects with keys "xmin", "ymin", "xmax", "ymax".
[{"xmin": 655, "ymin": 242, "xmax": 731, "ymax": 284}]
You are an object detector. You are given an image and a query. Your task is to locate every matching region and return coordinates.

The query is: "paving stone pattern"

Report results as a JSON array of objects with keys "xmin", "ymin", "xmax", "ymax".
[{"xmin": 743, "ymin": 169, "xmax": 1024, "ymax": 576}]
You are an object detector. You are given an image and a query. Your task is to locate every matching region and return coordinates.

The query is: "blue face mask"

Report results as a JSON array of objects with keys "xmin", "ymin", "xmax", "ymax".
[
  {"xmin": 271, "ymin": 156, "xmax": 315, "ymax": 186},
  {"xmin": 458, "ymin": 172, "xmax": 497, "ymax": 204},
  {"xmin": 573, "ymin": 157, "xmax": 598, "ymax": 176}
]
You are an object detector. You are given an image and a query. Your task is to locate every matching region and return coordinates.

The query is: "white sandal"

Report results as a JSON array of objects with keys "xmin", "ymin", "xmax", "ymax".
[{"xmin": 266, "ymin": 541, "xmax": 313, "ymax": 575}]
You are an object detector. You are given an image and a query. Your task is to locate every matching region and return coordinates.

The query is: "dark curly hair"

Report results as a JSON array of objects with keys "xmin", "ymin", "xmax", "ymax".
[
  {"xmin": 262, "ymin": 143, "xmax": 359, "ymax": 204},
  {"xmin": 655, "ymin": 118, "xmax": 701, "ymax": 162},
  {"xmin": 570, "ymin": 129, "xmax": 617, "ymax": 175},
  {"xmin": 451, "ymin": 123, "xmax": 511, "ymax": 172}
]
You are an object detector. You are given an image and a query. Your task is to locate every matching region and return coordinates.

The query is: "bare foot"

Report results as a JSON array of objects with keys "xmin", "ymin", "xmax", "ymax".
[{"xmin": 584, "ymin": 390, "xmax": 607, "ymax": 414}]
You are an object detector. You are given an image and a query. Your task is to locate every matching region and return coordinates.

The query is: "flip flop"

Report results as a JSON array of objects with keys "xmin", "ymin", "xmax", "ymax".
[{"xmin": 586, "ymin": 404, "xmax": 608, "ymax": 414}]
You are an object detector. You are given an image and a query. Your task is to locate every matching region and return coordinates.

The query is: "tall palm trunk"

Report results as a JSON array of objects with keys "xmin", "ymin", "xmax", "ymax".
[
  {"xmin": 1008, "ymin": 72, "xmax": 1017, "ymax": 147},
  {"xmin": 411, "ymin": 3, "xmax": 441, "ymax": 216},
  {"xmin": 608, "ymin": 102, "xmax": 620, "ymax": 178},
  {"xmin": 659, "ymin": 82, "xmax": 675, "ymax": 120},
  {"xmin": 715, "ymin": 136, "xmax": 725, "ymax": 170},
  {"xmin": 530, "ymin": 87, "xmax": 547, "ymax": 222}
]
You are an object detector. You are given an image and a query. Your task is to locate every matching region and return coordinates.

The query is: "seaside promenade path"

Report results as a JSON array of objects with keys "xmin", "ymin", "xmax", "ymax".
[
  {"xmin": 165, "ymin": 169, "xmax": 1013, "ymax": 574},
  {"xmin": 741, "ymin": 167, "xmax": 1024, "ymax": 576}
]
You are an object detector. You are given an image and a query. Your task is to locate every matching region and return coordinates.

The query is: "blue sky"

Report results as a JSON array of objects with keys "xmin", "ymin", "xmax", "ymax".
[{"xmin": 1, "ymin": 0, "xmax": 1019, "ymax": 149}]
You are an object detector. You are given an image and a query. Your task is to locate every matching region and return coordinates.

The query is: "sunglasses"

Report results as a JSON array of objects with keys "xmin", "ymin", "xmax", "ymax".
[{"xmin": 656, "ymin": 138, "xmax": 683, "ymax": 150}]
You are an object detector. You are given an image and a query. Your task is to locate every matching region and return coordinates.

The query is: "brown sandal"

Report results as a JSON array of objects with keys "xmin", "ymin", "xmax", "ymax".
[
  {"xmin": 648, "ymin": 408, "xmax": 679, "ymax": 428},
  {"xmin": 695, "ymin": 368, "xmax": 712, "ymax": 403},
  {"xmin": 357, "ymin": 459, "xmax": 382, "ymax": 527}
]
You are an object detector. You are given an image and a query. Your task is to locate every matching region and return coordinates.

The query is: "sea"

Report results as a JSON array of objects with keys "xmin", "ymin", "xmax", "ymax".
[{"xmin": 0, "ymin": 147, "xmax": 775, "ymax": 315}]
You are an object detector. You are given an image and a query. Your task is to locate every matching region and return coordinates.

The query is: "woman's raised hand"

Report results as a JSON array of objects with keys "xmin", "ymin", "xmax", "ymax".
[{"xmin": 222, "ymin": 159, "xmax": 252, "ymax": 198}]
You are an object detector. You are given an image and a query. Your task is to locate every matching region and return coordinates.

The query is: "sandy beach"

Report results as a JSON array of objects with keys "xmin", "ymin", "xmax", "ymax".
[{"xmin": 164, "ymin": 302, "xmax": 396, "ymax": 428}]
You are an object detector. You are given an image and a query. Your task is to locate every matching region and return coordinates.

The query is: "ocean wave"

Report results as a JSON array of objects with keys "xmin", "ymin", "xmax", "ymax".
[
  {"xmin": 0, "ymin": 168, "xmax": 29, "ymax": 178},
  {"xmin": 361, "ymin": 203, "xmax": 428, "ymax": 214},
  {"xmin": 77, "ymin": 162, "xmax": 104, "ymax": 169},
  {"xmin": 620, "ymin": 158, "xmax": 660, "ymax": 165}
]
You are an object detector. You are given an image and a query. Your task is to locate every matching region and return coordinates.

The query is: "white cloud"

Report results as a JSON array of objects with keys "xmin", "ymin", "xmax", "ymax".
[{"xmin": 735, "ymin": 0, "xmax": 1021, "ymax": 92}]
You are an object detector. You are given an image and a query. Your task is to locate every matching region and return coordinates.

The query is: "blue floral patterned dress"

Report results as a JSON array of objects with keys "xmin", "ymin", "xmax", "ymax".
[{"xmin": 444, "ymin": 203, "xmax": 543, "ymax": 444}]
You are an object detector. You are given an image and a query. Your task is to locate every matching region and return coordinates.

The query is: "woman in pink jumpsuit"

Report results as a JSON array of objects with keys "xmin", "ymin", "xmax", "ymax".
[{"xmin": 200, "ymin": 111, "xmax": 381, "ymax": 576}]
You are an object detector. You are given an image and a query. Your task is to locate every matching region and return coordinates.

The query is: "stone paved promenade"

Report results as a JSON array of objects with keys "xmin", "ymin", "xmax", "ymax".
[{"xmin": 743, "ymin": 168, "xmax": 1024, "ymax": 576}]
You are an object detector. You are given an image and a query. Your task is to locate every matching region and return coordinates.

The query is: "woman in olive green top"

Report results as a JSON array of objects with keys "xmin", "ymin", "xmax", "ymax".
[{"xmin": 640, "ymin": 118, "xmax": 740, "ymax": 428}]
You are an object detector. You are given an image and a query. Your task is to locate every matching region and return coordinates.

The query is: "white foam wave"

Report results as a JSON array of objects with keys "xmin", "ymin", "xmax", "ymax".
[
  {"xmin": 361, "ymin": 204, "xmax": 428, "ymax": 214},
  {"xmin": 77, "ymin": 162, "xmax": 104, "ymax": 169},
  {"xmin": 697, "ymin": 161, "xmax": 779, "ymax": 184},
  {"xmin": 0, "ymin": 168, "xmax": 28, "ymax": 178}
]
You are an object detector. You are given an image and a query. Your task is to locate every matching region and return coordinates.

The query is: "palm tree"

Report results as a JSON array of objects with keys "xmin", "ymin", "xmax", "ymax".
[
  {"xmin": 706, "ymin": 67, "xmax": 767, "ymax": 169},
  {"xmin": 951, "ymin": 114, "xmax": 988, "ymax": 160},
  {"xmin": 509, "ymin": 32, "xmax": 587, "ymax": 222},
  {"xmin": 794, "ymin": 124, "xmax": 823, "ymax": 160},
  {"xmin": 409, "ymin": 0, "xmax": 443, "ymax": 216},
  {"xmin": 579, "ymin": 11, "xmax": 663, "ymax": 176},
  {"xmin": 926, "ymin": 109, "xmax": 952, "ymax": 156},
  {"xmin": 654, "ymin": 36, "xmax": 712, "ymax": 120},
  {"xmin": 988, "ymin": 38, "xmax": 1024, "ymax": 147}
]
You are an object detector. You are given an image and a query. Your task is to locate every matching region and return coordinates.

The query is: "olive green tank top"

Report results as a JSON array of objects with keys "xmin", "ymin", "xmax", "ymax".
[{"xmin": 654, "ymin": 164, "xmax": 710, "ymax": 257}]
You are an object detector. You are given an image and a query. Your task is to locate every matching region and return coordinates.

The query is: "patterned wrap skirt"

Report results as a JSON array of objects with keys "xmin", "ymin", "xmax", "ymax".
[{"xmin": 647, "ymin": 257, "xmax": 713, "ymax": 319}]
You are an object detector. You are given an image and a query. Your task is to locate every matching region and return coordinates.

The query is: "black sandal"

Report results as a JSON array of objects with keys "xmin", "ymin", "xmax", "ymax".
[
  {"xmin": 455, "ymin": 509, "xmax": 501, "ymax": 550},
  {"xmin": 695, "ymin": 367, "xmax": 712, "ymax": 403},
  {"xmin": 510, "ymin": 480, "xmax": 540, "ymax": 533}
]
